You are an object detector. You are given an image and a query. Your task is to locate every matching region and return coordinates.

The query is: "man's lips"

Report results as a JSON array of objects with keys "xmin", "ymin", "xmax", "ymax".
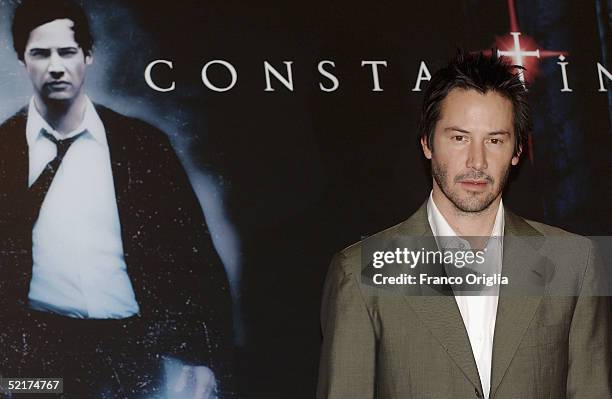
[
  {"xmin": 46, "ymin": 81, "xmax": 71, "ymax": 89},
  {"xmin": 459, "ymin": 180, "xmax": 489, "ymax": 190}
]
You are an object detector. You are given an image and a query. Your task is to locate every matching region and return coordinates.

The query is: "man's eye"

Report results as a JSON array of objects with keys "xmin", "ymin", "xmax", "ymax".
[
  {"xmin": 58, "ymin": 49, "xmax": 78, "ymax": 57},
  {"xmin": 30, "ymin": 49, "xmax": 50, "ymax": 58},
  {"xmin": 453, "ymin": 135, "xmax": 467, "ymax": 142},
  {"xmin": 488, "ymin": 138, "xmax": 503, "ymax": 144}
]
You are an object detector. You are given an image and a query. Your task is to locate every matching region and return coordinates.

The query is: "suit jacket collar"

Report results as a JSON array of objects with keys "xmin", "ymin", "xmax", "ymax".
[
  {"xmin": 396, "ymin": 199, "xmax": 542, "ymax": 236},
  {"xmin": 1, "ymin": 104, "xmax": 125, "ymax": 192},
  {"xmin": 396, "ymin": 201, "xmax": 548, "ymax": 396},
  {"xmin": 26, "ymin": 96, "xmax": 107, "ymax": 145}
]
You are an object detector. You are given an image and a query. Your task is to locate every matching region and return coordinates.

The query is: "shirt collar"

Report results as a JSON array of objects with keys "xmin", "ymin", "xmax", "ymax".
[
  {"xmin": 427, "ymin": 191, "xmax": 505, "ymax": 238},
  {"xmin": 26, "ymin": 96, "xmax": 106, "ymax": 147}
]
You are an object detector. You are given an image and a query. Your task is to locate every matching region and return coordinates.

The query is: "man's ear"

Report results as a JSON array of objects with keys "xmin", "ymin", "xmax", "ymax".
[
  {"xmin": 18, "ymin": 58, "xmax": 25, "ymax": 67},
  {"xmin": 85, "ymin": 52, "xmax": 93, "ymax": 65},
  {"xmin": 511, "ymin": 142, "xmax": 522, "ymax": 166},
  {"xmin": 420, "ymin": 135, "xmax": 432, "ymax": 160}
]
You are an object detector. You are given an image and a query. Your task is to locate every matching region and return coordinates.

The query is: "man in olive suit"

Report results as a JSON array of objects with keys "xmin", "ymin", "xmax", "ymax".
[{"xmin": 318, "ymin": 52, "xmax": 611, "ymax": 398}]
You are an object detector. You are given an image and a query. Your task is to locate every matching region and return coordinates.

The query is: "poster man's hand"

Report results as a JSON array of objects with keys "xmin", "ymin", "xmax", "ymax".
[{"xmin": 173, "ymin": 365, "xmax": 217, "ymax": 399}]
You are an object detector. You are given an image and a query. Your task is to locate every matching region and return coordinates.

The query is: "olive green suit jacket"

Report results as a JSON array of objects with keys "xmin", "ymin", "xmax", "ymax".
[{"xmin": 318, "ymin": 203, "xmax": 611, "ymax": 398}]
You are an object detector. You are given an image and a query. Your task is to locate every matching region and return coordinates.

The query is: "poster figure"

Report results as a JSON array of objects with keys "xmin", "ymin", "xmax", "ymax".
[
  {"xmin": 318, "ymin": 52, "xmax": 611, "ymax": 399},
  {"xmin": 0, "ymin": 0, "xmax": 234, "ymax": 397}
]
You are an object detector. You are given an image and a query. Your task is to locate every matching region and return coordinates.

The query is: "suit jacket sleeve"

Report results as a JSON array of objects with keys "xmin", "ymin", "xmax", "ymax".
[
  {"xmin": 566, "ymin": 241, "xmax": 612, "ymax": 398},
  {"xmin": 317, "ymin": 252, "xmax": 377, "ymax": 399},
  {"xmin": 146, "ymin": 131, "xmax": 234, "ymax": 383}
]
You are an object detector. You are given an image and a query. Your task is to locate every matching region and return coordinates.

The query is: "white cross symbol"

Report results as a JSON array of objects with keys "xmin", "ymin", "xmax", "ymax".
[{"xmin": 497, "ymin": 32, "xmax": 540, "ymax": 82}]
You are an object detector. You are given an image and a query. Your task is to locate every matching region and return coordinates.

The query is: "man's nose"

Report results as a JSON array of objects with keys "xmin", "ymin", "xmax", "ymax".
[
  {"xmin": 466, "ymin": 141, "xmax": 487, "ymax": 170},
  {"xmin": 48, "ymin": 52, "xmax": 65, "ymax": 79}
]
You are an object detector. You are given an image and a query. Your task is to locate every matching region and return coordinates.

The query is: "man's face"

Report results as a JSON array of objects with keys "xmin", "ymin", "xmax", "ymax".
[
  {"xmin": 421, "ymin": 88, "xmax": 521, "ymax": 213},
  {"xmin": 21, "ymin": 18, "xmax": 92, "ymax": 103}
]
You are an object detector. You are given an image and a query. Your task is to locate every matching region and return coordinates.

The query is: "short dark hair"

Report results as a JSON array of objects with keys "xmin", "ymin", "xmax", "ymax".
[
  {"xmin": 419, "ymin": 50, "xmax": 531, "ymax": 156},
  {"xmin": 12, "ymin": 0, "xmax": 94, "ymax": 61}
]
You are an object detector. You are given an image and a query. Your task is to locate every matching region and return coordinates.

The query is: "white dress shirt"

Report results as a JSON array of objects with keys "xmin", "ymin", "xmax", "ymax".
[
  {"xmin": 427, "ymin": 192, "xmax": 504, "ymax": 399},
  {"xmin": 26, "ymin": 97, "xmax": 140, "ymax": 319}
]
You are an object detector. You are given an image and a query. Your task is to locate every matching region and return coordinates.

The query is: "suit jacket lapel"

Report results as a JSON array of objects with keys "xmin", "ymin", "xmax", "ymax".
[
  {"xmin": 398, "ymin": 202, "xmax": 484, "ymax": 393},
  {"xmin": 96, "ymin": 105, "xmax": 131, "ymax": 214},
  {"xmin": 403, "ymin": 296, "xmax": 483, "ymax": 392},
  {"xmin": 490, "ymin": 210, "xmax": 550, "ymax": 397},
  {"xmin": 1, "ymin": 108, "xmax": 29, "ymax": 192},
  {"xmin": 93, "ymin": 105, "xmax": 140, "ymax": 276}
]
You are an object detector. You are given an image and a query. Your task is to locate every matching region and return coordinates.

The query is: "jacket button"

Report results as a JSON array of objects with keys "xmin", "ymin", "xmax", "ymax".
[{"xmin": 475, "ymin": 388, "xmax": 482, "ymax": 398}]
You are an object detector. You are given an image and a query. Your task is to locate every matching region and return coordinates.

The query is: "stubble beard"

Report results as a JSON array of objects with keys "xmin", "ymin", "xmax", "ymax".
[{"xmin": 431, "ymin": 159, "xmax": 511, "ymax": 214}]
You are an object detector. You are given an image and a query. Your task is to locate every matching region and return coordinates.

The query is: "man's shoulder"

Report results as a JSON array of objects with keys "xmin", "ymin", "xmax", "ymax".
[
  {"xmin": 335, "ymin": 221, "xmax": 404, "ymax": 267},
  {"xmin": 510, "ymin": 212, "xmax": 592, "ymax": 246},
  {"xmin": 94, "ymin": 104, "xmax": 170, "ymax": 145},
  {"xmin": 0, "ymin": 104, "xmax": 171, "ymax": 146},
  {"xmin": 509, "ymin": 212, "xmax": 596, "ymax": 273},
  {"xmin": 521, "ymin": 217, "xmax": 582, "ymax": 238},
  {"xmin": 331, "ymin": 206, "xmax": 596, "ymax": 275},
  {"xmin": 0, "ymin": 108, "xmax": 28, "ymax": 136},
  {"xmin": 332, "ymin": 205, "xmax": 429, "ymax": 275}
]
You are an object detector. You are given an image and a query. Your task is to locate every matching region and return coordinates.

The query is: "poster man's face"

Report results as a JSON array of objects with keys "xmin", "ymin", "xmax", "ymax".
[
  {"xmin": 22, "ymin": 18, "xmax": 92, "ymax": 103},
  {"xmin": 421, "ymin": 88, "xmax": 521, "ymax": 213}
]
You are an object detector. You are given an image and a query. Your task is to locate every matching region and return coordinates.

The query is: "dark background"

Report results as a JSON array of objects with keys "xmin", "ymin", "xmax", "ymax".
[{"xmin": 1, "ymin": 0, "xmax": 611, "ymax": 397}]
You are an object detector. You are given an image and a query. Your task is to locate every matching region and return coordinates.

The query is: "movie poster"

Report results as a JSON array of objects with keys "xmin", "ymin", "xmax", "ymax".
[{"xmin": 0, "ymin": 0, "xmax": 610, "ymax": 398}]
